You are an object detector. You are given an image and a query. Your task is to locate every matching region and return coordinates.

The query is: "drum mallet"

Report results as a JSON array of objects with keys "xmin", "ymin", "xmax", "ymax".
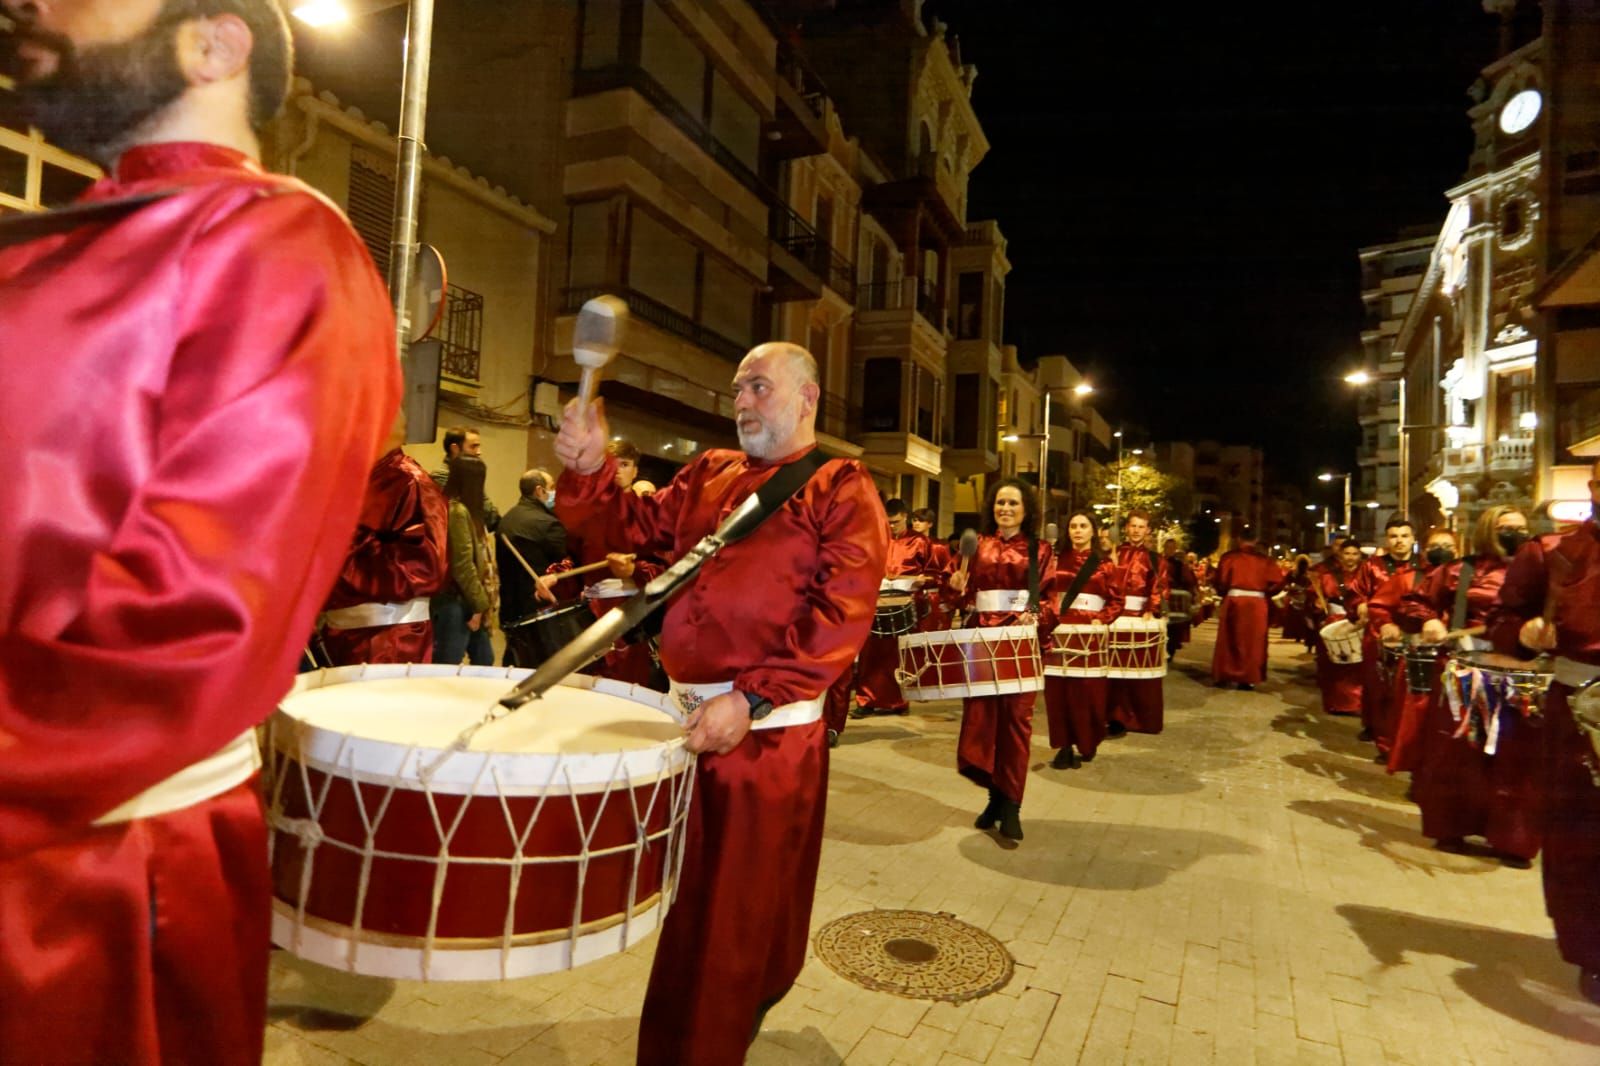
[
  {"xmin": 956, "ymin": 528, "xmax": 979, "ymax": 578},
  {"xmin": 574, "ymin": 294, "xmax": 629, "ymax": 409}
]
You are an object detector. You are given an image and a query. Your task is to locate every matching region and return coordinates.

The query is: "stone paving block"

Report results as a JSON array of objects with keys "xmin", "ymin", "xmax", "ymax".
[
  {"xmin": 844, "ymin": 1026, "xmax": 907, "ymax": 1064},
  {"xmin": 891, "ymin": 1023, "xmax": 961, "ymax": 1064}
]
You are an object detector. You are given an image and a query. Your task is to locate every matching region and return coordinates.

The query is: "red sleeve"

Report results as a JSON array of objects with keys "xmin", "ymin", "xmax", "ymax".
[
  {"xmin": 0, "ymin": 191, "xmax": 400, "ymax": 857},
  {"xmin": 1397, "ymin": 563, "xmax": 1454, "ymax": 631},
  {"xmin": 328, "ymin": 457, "xmax": 449, "ymax": 604},
  {"xmin": 556, "ymin": 455, "xmax": 684, "ymax": 562},
  {"xmin": 1490, "ymin": 540, "xmax": 1547, "ymax": 657}
]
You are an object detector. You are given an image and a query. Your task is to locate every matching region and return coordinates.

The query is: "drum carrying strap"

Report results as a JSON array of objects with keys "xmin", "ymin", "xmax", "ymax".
[
  {"xmin": 1056, "ymin": 551, "xmax": 1101, "ymax": 614},
  {"xmin": 1451, "ymin": 561, "xmax": 1476, "ymax": 633}
]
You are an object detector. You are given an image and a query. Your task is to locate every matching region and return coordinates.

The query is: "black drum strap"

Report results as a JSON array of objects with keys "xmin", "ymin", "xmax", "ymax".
[
  {"xmin": 1451, "ymin": 560, "xmax": 1476, "ymax": 632},
  {"xmin": 1058, "ymin": 551, "xmax": 1101, "ymax": 613}
]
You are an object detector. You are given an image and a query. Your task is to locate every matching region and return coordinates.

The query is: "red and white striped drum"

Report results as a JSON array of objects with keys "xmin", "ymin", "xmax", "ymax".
[
  {"xmin": 1106, "ymin": 617, "xmax": 1167, "ymax": 679},
  {"xmin": 896, "ymin": 625, "xmax": 1043, "ymax": 701},
  {"xmin": 1044, "ymin": 623, "xmax": 1109, "ymax": 678},
  {"xmin": 266, "ymin": 665, "xmax": 693, "ymax": 981}
]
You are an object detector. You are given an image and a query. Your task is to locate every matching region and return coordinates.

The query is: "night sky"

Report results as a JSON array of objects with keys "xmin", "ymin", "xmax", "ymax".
[{"xmin": 922, "ymin": 0, "xmax": 1514, "ymax": 485}]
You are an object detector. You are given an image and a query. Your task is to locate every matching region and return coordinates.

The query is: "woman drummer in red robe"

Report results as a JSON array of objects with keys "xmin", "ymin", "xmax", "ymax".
[
  {"xmin": 945, "ymin": 479, "xmax": 1054, "ymax": 841},
  {"xmin": 1397, "ymin": 505, "xmax": 1540, "ymax": 866},
  {"xmin": 1041, "ymin": 510, "xmax": 1122, "ymax": 769},
  {"xmin": 1368, "ymin": 527, "xmax": 1458, "ymax": 771},
  {"xmin": 1310, "ymin": 537, "xmax": 1367, "ymax": 716}
]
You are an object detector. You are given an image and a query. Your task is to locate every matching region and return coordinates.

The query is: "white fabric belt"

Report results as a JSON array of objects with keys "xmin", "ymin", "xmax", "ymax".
[
  {"xmin": 1226, "ymin": 589, "xmax": 1266, "ymax": 599},
  {"xmin": 1554, "ymin": 657, "xmax": 1600, "ymax": 690},
  {"xmin": 975, "ymin": 589, "xmax": 1031, "ymax": 613},
  {"xmin": 1069, "ymin": 593, "xmax": 1105, "ymax": 613},
  {"xmin": 667, "ymin": 680, "xmax": 824, "ymax": 731},
  {"xmin": 1327, "ymin": 603, "xmax": 1347, "ymax": 617},
  {"xmin": 881, "ymin": 576, "xmax": 918, "ymax": 592},
  {"xmin": 93, "ymin": 730, "xmax": 261, "ymax": 827},
  {"xmin": 320, "ymin": 596, "xmax": 430, "ymax": 630},
  {"xmin": 1124, "ymin": 595, "xmax": 1147, "ymax": 612}
]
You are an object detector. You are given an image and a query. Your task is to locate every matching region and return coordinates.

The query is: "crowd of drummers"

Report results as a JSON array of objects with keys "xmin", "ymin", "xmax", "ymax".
[
  {"xmin": 1269, "ymin": 476, "xmax": 1600, "ymax": 1005},
  {"xmin": 824, "ymin": 478, "xmax": 1189, "ymax": 844}
]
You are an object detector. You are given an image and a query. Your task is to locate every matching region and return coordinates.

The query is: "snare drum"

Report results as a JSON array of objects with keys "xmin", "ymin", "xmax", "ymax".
[
  {"xmin": 504, "ymin": 601, "xmax": 592, "ymax": 668},
  {"xmin": 1319, "ymin": 619, "xmax": 1363, "ymax": 665},
  {"xmin": 1107, "ymin": 617, "xmax": 1167, "ymax": 679},
  {"xmin": 266, "ymin": 665, "xmax": 693, "ymax": 981},
  {"xmin": 1044, "ymin": 623, "xmax": 1109, "ymax": 678},
  {"xmin": 1443, "ymin": 650, "xmax": 1552, "ymax": 753},
  {"xmin": 871, "ymin": 593, "xmax": 918, "ymax": 637},
  {"xmin": 1404, "ymin": 643, "xmax": 1445, "ymax": 694},
  {"xmin": 896, "ymin": 626, "xmax": 1043, "ymax": 700},
  {"xmin": 1379, "ymin": 642, "xmax": 1404, "ymax": 684}
]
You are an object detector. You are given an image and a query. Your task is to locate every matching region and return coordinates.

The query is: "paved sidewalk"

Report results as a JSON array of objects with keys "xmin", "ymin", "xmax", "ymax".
[{"xmin": 266, "ymin": 624, "xmax": 1600, "ymax": 1064}]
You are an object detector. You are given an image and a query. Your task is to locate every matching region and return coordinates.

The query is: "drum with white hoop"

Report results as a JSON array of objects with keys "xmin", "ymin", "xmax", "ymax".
[
  {"xmin": 896, "ymin": 626, "xmax": 1042, "ymax": 700},
  {"xmin": 266, "ymin": 665, "xmax": 693, "ymax": 982},
  {"xmin": 1320, "ymin": 619, "xmax": 1363, "ymax": 665},
  {"xmin": 1442, "ymin": 650, "xmax": 1552, "ymax": 753},
  {"xmin": 1107, "ymin": 616, "xmax": 1167, "ymax": 679},
  {"xmin": 1044, "ymin": 624, "xmax": 1109, "ymax": 678}
]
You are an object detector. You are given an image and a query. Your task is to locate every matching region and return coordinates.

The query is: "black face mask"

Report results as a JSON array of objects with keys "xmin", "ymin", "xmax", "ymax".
[
  {"xmin": 1425, "ymin": 546, "xmax": 1454, "ymax": 567},
  {"xmin": 1497, "ymin": 529, "xmax": 1530, "ymax": 555}
]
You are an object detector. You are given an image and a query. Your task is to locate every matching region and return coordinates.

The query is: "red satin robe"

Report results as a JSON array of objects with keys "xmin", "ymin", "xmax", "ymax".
[
  {"xmin": 856, "ymin": 529, "xmax": 937, "ymax": 713},
  {"xmin": 1311, "ymin": 563, "xmax": 1365, "ymax": 715},
  {"xmin": 0, "ymin": 143, "xmax": 399, "ymax": 1064},
  {"xmin": 948, "ymin": 533, "xmax": 1055, "ymax": 804},
  {"xmin": 1352, "ymin": 554, "xmax": 1417, "ymax": 739},
  {"xmin": 1490, "ymin": 523, "xmax": 1600, "ymax": 969},
  {"xmin": 1211, "ymin": 546, "xmax": 1284, "ymax": 685},
  {"xmin": 1398, "ymin": 557, "xmax": 1539, "ymax": 858},
  {"xmin": 1366, "ymin": 567, "xmax": 1425, "ymax": 767},
  {"xmin": 556, "ymin": 448, "xmax": 886, "ymax": 1066},
  {"xmin": 564, "ymin": 508, "xmax": 666, "ymax": 687},
  {"xmin": 319, "ymin": 449, "xmax": 449, "ymax": 665},
  {"xmin": 1041, "ymin": 548, "xmax": 1121, "ymax": 758},
  {"xmin": 1108, "ymin": 542, "xmax": 1170, "ymax": 733},
  {"xmin": 917, "ymin": 539, "xmax": 956, "ymax": 631}
]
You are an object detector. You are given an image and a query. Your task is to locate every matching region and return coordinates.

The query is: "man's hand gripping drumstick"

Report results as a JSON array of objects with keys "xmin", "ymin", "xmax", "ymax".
[{"xmin": 555, "ymin": 293, "xmax": 628, "ymax": 474}]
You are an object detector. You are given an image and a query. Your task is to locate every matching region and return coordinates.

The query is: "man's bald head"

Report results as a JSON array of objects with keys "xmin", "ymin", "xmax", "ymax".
[{"xmin": 733, "ymin": 342, "xmax": 819, "ymax": 459}]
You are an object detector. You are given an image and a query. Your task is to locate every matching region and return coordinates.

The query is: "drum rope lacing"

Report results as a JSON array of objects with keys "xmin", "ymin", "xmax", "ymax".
[{"xmin": 264, "ymin": 666, "xmax": 697, "ymax": 980}]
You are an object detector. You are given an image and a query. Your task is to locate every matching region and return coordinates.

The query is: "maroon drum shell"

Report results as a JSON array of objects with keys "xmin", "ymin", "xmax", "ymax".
[{"xmin": 271, "ymin": 766, "xmax": 675, "ymax": 940}]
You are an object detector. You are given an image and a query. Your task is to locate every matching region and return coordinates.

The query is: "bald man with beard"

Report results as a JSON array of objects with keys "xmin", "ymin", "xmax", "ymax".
[{"xmin": 555, "ymin": 342, "xmax": 887, "ymax": 1065}]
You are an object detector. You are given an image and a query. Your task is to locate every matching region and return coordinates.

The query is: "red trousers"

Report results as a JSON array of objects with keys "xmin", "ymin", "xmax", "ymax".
[
  {"xmin": 638, "ymin": 722, "xmax": 828, "ymax": 1066},
  {"xmin": 0, "ymin": 780, "xmax": 270, "ymax": 1065},
  {"xmin": 855, "ymin": 633, "xmax": 906, "ymax": 711},
  {"xmin": 824, "ymin": 666, "xmax": 853, "ymax": 735},
  {"xmin": 1043, "ymin": 676, "xmax": 1107, "ymax": 758},
  {"xmin": 1314, "ymin": 644, "xmax": 1363, "ymax": 715},
  {"xmin": 1541, "ymin": 685, "xmax": 1600, "ymax": 971},
  {"xmin": 957, "ymin": 692, "xmax": 1037, "ymax": 804},
  {"xmin": 1412, "ymin": 691, "xmax": 1544, "ymax": 859},
  {"xmin": 1211, "ymin": 598, "xmax": 1269, "ymax": 685},
  {"xmin": 320, "ymin": 619, "xmax": 432, "ymax": 665},
  {"xmin": 1109, "ymin": 677, "xmax": 1164, "ymax": 734}
]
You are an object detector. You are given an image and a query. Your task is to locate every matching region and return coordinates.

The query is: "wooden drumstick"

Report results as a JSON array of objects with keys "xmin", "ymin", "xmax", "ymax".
[
  {"xmin": 573, "ymin": 294, "xmax": 628, "ymax": 410},
  {"xmin": 956, "ymin": 528, "xmax": 979, "ymax": 579},
  {"xmin": 554, "ymin": 555, "xmax": 636, "ymax": 581}
]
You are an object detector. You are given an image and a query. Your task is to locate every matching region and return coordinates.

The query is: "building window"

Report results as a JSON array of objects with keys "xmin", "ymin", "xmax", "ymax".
[
  {"xmin": 700, "ymin": 256, "xmax": 754, "ymax": 347},
  {"xmin": 1494, "ymin": 368, "xmax": 1535, "ymax": 437},
  {"xmin": 709, "ymin": 69, "xmax": 760, "ymax": 170},
  {"xmin": 440, "ymin": 284, "xmax": 484, "ymax": 383},
  {"xmin": 953, "ymin": 372, "xmax": 980, "ymax": 449},
  {"xmin": 640, "ymin": 0, "xmax": 704, "ymax": 119},
  {"xmin": 628, "ymin": 207, "xmax": 697, "ymax": 317},
  {"xmin": 862, "ymin": 359, "xmax": 902, "ymax": 433},
  {"xmin": 578, "ymin": 0, "xmax": 622, "ymax": 70},
  {"xmin": 956, "ymin": 271, "xmax": 983, "ymax": 340},
  {"xmin": 915, "ymin": 365, "xmax": 938, "ymax": 441},
  {"xmin": 0, "ymin": 89, "xmax": 101, "ymax": 215},
  {"xmin": 348, "ymin": 148, "xmax": 402, "ymax": 275}
]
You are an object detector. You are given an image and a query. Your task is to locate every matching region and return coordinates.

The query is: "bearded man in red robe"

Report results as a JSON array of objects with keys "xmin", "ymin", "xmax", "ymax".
[
  {"xmin": 0, "ymin": 4, "xmax": 401, "ymax": 1063},
  {"xmin": 555, "ymin": 342, "xmax": 886, "ymax": 1066}
]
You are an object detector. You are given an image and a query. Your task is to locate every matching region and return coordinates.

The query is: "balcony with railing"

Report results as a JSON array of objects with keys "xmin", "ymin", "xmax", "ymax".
[
  {"xmin": 1489, "ymin": 435, "xmax": 1535, "ymax": 475},
  {"xmin": 766, "ymin": 40, "xmax": 829, "ymax": 161},
  {"xmin": 857, "ymin": 276, "xmax": 945, "ymax": 333},
  {"xmin": 768, "ymin": 201, "xmax": 856, "ymax": 303},
  {"xmin": 561, "ymin": 285, "xmax": 747, "ymax": 363}
]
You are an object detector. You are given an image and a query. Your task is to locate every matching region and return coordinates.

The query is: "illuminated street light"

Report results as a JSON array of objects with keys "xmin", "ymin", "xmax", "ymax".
[
  {"xmin": 1366, "ymin": 501, "xmax": 1381, "ymax": 509},
  {"xmin": 1304, "ymin": 504, "xmax": 1317, "ymax": 511},
  {"xmin": 1343, "ymin": 370, "xmax": 1373, "ymax": 387},
  {"xmin": 1001, "ymin": 433, "xmax": 1020, "ymax": 443},
  {"xmin": 1106, "ymin": 483, "xmax": 1122, "ymax": 491},
  {"xmin": 1074, "ymin": 383, "xmax": 1094, "ymax": 397},
  {"xmin": 1519, "ymin": 410, "xmax": 1539, "ymax": 431},
  {"xmin": 292, "ymin": 0, "xmax": 350, "ymax": 27}
]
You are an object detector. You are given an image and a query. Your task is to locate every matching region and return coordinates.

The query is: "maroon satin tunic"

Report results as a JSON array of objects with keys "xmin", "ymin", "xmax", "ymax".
[
  {"xmin": 1041, "ymin": 548, "xmax": 1120, "ymax": 756},
  {"xmin": 1212, "ymin": 546, "xmax": 1284, "ymax": 685},
  {"xmin": 1112, "ymin": 541, "xmax": 1170, "ymax": 616},
  {"xmin": 0, "ymin": 143, "xmax": 399, "ymax": 1064},
  {"xmin": 320, "ymin": 449, "xmax": 450, "ymax": 665}
]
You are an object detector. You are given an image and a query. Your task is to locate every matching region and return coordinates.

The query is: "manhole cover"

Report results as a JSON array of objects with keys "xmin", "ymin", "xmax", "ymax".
[{"xmin": 812, "ymin": 910, "xmax": 1012, "ymax": 1001}]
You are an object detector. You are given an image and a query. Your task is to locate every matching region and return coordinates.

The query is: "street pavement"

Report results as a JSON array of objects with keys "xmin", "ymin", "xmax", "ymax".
[{"xmin": 266, "ymin": 622, "xmax": 1600, "ymax": 1065}]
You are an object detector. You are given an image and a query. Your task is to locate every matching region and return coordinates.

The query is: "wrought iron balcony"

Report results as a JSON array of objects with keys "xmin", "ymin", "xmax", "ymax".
[
  {"xmin": 440, "ymin": 284, "xmax": 483, "ymax": 383},
  {"xmin": 561, "ymin": 286, "xmax": 747, "ymax": 363}
]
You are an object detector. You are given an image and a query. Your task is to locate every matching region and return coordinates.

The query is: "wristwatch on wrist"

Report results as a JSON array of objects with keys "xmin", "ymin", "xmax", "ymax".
[{"xmin": 741, "ymin": 689, "xmax": 774, "ymax": 721}]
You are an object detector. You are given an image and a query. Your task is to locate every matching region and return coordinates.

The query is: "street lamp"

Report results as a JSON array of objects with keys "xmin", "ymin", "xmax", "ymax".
[
  {"xmin": 1318, "ymin": 471, "xmax": 1352, "ymax": 536},
  {"xmin": 1344, "ymin": 368, "xmax": 1409, "ymax": 520}
]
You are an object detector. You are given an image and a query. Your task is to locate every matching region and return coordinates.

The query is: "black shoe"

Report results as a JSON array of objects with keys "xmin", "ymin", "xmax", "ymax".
[
  {"xmin": 975, "ymin": 788, "xmax": 1002, "ymax": 830},
  {"xmin": 1079, "ymin": 750, "xmax": 1095, "ymax": 763},
  {"xmin": 1357, "ymin": 728, "xmax": 1374, "ymax": 742},
  {"xmin": 998, "ymin": 800, "xmax": 1024, "ymax": 841},
  {"xmin": 1581, "ymin": 968, "xmax": 1600, "ymax": 1006},
  {"xmin": 892, "ymin": 707, "xmax": 909, "ymax": 716},
  {"xmin": 827, "ymin": 728, "xmax": 840, "ymax": 749},
  {"xmin": 1373, "ymin": 751, "xmax": 1388, "ymax": 764},
  {"xmin": 1499, "ymin": 854, "xmax": 1533, "ymax": 870},
  {"xmin": 1106, "ymin": 722, "xmax": 1127, "ymax": 738},
  {"xmin": 1239, "ymin": 683, "xmax": 1255, "ymax": 691},
  {"xmin": 1050, "ymin": 747, "xmax": 1077, "ymax": 770},
  {"xmin": 1435, "ymin": 837, "xmax": 1469, "ymax": 854},
  {"xmin": 849, "ymin": 706, "xmax": 875, "ymax": 720}
]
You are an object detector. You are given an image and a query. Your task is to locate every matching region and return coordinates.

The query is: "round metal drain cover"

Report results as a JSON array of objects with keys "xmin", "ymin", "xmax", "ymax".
[{"xmin": 813, "ymin": 910, "xmax": 1012, "ymax": 1001}]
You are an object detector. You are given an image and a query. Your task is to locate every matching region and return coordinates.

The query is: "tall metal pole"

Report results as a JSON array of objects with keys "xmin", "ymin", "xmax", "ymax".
[
  {"xmin": 1039, "ymin": 390, "xmax": 1051, "ymax": 535},
  {"xmin": 1323, "ymin": 505, "xmax": 1333, "ymax": 546},
  {"xmin": 1343, "ymin": 473, "xmax": 1352, "ymax": 535},
  {"xmin": 388, "ymin": 0, "xmax": 435, "ymax": 354},
  {"xmin": 1397, "ymin": 375, "xmax": 1408, "ymax": 521},
  {"xmin": 1114, "ymin": 431, "xmax": 1123, "ymax": 544}
]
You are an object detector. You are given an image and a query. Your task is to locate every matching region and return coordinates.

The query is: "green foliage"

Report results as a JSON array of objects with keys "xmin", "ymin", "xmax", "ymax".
[{"xmin": 1086, "ymin": 457, "xmax": 1191, "ymax": 533}]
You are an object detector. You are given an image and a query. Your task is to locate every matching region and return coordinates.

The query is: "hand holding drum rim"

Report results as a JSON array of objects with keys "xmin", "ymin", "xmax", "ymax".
[
  {"xmin": 682, "ymin": 690, "xmax": 752, "ymax": 755},
  {"xmin": 1379, "ymin": 622, "xmax": 1402, "ymax": 643},
  {"xmin": 1520, "ymin": 616, "xmax": 1558, "ymax": 652},
  {"xmin": 1420, "ymin": 618, "xmax": 1449, "ymax": 644},
  {"xmin": 555, "ymin": 396, "xmax": 609, "ymax": 474}
]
